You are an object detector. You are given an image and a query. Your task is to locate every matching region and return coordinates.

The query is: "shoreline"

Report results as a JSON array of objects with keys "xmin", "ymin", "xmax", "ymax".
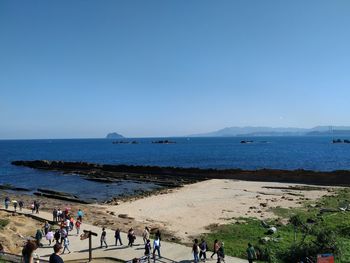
[
  {"xmin": 0, "ymin": 179, "xmax": 337, "ymax": 250},
  {"xmin": 12, "ymin": 160, "xmax": 350, "ymax": 188}
]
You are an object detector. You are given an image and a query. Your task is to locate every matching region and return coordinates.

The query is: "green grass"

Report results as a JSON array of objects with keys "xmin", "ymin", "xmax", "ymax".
[
  {"xmin": 203, "ymin": 217, "xmax": 297, "ymax": 262},
  {"xmin": 268, "ymin": 206, "xmax": 299, "ymax": 218},
  {"xmin": 202, "ymin": 188, "xmax": 350, "ymax": 263},
  {"xmin": 0, "ymin": 219, "xmax": 9, "ymax": 229}
]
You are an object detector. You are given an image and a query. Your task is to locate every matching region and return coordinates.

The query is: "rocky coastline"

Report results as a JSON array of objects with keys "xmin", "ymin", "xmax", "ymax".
[{"xmin": 11, "ymin": 160, "xmax": 350, "ymax": 187}]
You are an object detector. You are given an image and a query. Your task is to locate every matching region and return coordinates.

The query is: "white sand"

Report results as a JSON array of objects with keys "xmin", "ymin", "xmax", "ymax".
[{"xmin": 106, "ymin": 179, "xmax": 333, "ymax": 242}]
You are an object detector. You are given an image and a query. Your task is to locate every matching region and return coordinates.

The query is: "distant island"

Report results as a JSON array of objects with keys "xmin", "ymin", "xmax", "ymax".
[
  {"xmin": 106, "ymin": 132, "xmax": 124, "ymax": 139},
  {"xmin": 190, "ymin": 126, "xmax": 350, "ymax": 137}
]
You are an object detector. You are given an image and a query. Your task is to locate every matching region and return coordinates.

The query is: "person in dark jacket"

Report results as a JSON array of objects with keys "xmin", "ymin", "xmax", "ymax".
[
  {"xmin": 199, "ymin": 239, "xmax": 208, "ymax": 261},
  {"xmin": 144, "ymin": 239, "xmax": 151, "ymax": 263},
  {"xmin": 49, "ymin": 243, "xmax": 64, "ymax": 263},
  {"xmin": 217, "ymin": 242, "xmax": 225, "ymax": 263},
  {"xmin": 127, "ymin": 228, "xmax": 136, "ymax": 247},
  {"xmin": 115, "ymin": 228, "xmax": 123, "ymax": 246},
  {"xmin": 18, "ymin": 200, "xmax": 24, "ymax": 211},
  {"xmin": 100, "ymin": 228, "xmax": 108, "ymax": 248},
  {"xmin": 34, "ymin": 201, "xmax": 40, "ymax": 214},
  {"xmin": 192, "ymin": 239, "xmax": 200, "ymax": 263},
  {"xmin": 35, "ymin": 229, "xmax": 43, "ymax": 247}
]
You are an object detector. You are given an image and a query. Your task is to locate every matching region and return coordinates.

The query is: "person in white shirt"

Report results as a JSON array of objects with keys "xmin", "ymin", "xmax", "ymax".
[{"xmin": 153, "ymin": 237, "xmax": 161, "ymax": 260}]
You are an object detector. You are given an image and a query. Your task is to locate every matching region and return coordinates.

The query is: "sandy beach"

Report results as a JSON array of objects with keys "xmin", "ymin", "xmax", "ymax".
[{"xmin": 105, "ymin": 179, "xmax": 334, "ymax": 242}]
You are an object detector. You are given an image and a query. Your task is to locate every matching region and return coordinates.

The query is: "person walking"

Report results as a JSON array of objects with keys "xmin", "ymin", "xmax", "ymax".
[
  {"xmin": 144, "ymin": 239, "xmax": 151, "ymax": 263},
  {"xmin": 57, "ymin": 208, "xmax": 62, "ymax": 221},
  {"xmin": 64, "ymin": 208, "xmax": 69, "ymax": 219},
  {"xmin": 35, "ymin": 229, "xmax": 43, "ymax": 247},
  {"xmin": 44, "ymin": 221, "xmax": 51, "ymax": 235},
  {"xmin": 155, "ymin": 229, "xmax": 161, "ymax": 242},
  {"xmin": 246, "ymin": 243, "xmax": 257, "ymax": 263},
  {"xmin": 64, "ymin": 218, "xmax": 70, "ymax": 234},
  {"xmin": 18, "ymin": 200, "xmax": 24, "ymax": 211},
  {"xmin": 54, "ymin": 229, "xmax": 61, "ymax": 244},
  {"xmin": 143, "ymin": 227, "xmax": 150, "ymax": 244},
  {"xmin": 13, "ymin": 200, "xmax": 18, "ymax": 212},
  {"xmin": 61, "ymin": 237, "xmax": 71, "ymax": 254},
  {"xmin": 34, "ymin": 201, "xmax": 40, "ymax": 214},
  {"xmin": 4, "ymin": 197, "xmax": 10, "ymax": 209},
  {"xmin": 217, "ymin": 242, "xmax": 225, "ymax": 263},
  {"xmin": 152, "ymin": 237, "xmax": 161, "ymax": 261},
  {"xmin": 77, "ymin": 209, "xmax": 84, "ymax": 222},
  {"xmin": 69, "ymin": 217, "xmax": 74, "ymax": 231},
  {"xmin": 100, "ymin": 228, "xmax": 108, "ymax": 248},
  {"xmin": 127, "ymin": 228, "xmax": 136, "ymax": 247},
  {"xmin": 210, "ymin": 239, "xmax": 220, "ymax": 259},
  {"xmin": 53, "ymin": 208, "xmax": 58, "ymax": 222},
  {"xmin": 60, "ymin": 228, "xmax": 67, "ymax": 244},
  {"xmin": 49, "ymin": 243, "xmax": 64, "ymax": 263},
  {"xmin": 192, "ymin": 239, "xmax": 200, "ymax": 263},
  {"xmin": 46, "ymin": 230, "xmax": 54, "ymax": 246},
  {"xmin": 114, "ymin": 228, "xmax": 123, "ymax": 246},
  {"xmin": 199, "ymin": 239, "xmax": 208, "ymax": 262},
  {"xmin": 75, "ymin": 220, "xmax": 81, "ymax": 235}
]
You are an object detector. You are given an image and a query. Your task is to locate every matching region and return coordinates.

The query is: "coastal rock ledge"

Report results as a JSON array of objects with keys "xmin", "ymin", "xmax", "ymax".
[{"xmin": 11, "ymin": 160, "xmax": 350, "ymax": 187}]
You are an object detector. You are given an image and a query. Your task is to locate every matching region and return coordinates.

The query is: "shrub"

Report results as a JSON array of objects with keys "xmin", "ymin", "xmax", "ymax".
[{"xmin": 0, "ymin": 219, "xmax": 9, "ymax": 229}]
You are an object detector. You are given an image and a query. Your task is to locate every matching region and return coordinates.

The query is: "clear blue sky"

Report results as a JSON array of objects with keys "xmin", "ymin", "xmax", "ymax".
[{"xmin": 1, "ymin": 1, "xmax": 350, "ymax": 139}]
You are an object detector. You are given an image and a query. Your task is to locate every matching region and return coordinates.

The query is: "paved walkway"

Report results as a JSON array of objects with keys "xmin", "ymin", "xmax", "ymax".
[{"xmin": 2, "ymin": 208, "xmax": 246, "ymax": 263}]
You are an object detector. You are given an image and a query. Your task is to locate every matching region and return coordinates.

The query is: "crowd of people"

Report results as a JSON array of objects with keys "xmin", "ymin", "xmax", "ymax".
[
  {"xmin": 3, "ymin": 197, "xmax": 257, "ymax": 263},
  {"xmin": 4, "ymin": 196, "xmax": 32, "ymax": 213},
  {"xmin": 20, "ymin": 206, "xmax": 85, "ymax": 263}
]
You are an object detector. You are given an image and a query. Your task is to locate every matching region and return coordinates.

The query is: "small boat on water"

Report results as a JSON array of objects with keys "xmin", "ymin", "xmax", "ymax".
[
  {"xmin": 112, "ymin": 141, "xmax": 139, "ymax": 144},
  {"xmin": 240, "ymin": 140, "xmax": 254, "ymax": 144},
  {"xmin": 332, "ymin": 139, "xmax": 350, "ymax": 144},
  {"xmin": 152, "ymin": 140, "xmax": 176, "ymax": 144}
]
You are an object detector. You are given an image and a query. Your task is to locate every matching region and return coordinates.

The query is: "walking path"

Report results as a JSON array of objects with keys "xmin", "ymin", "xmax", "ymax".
[{"xmin": 2, "ymin": 208, "xmax": 246, "ymax": 263}]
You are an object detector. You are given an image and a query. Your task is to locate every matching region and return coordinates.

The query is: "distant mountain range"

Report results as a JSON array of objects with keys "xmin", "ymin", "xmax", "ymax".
[{"xmin": 190, "ymin": 126, "xmax": 350, "ymax": 137}]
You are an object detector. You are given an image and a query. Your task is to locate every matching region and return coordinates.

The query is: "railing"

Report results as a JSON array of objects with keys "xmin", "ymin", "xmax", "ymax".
[{"xmin": 0, "ymin": 252, "xmax": 49, "ymax": 263}]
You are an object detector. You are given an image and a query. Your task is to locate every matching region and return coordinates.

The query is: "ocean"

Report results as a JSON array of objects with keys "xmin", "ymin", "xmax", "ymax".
[{"xmin": 1, "ymin": 136, "xmax": 350, "ymax": 201}]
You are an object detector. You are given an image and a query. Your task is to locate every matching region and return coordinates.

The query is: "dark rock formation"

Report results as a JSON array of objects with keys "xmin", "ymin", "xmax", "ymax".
[
  {"xmin": 11, "ymin": 160, "xmax": 350, "ymax": 187},
  {"xmin": 0, "ymin": 184, "xmax": 30, "ymax": 192},
  {"xmin": 34, "ymin": 188, "xmax": 91, "ymax": 204}
]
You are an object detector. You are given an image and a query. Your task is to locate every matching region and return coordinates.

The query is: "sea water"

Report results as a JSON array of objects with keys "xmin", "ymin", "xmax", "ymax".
[{"xmin": 0, "ymin": 137, "xmax": 350, "ymax": 200}]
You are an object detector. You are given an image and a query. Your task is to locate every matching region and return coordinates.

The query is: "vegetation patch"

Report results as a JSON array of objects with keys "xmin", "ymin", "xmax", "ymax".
[
  {"xmin": 0, "ymin": 219, "xmax": 9, "ymax": 229},
  {"xmin": 268, "ymin": 206, "xmax": 299, "ymax": 218},
  {"xmin": 202, "ymin": 188, "xmax": 350, "ymax": 262}
]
